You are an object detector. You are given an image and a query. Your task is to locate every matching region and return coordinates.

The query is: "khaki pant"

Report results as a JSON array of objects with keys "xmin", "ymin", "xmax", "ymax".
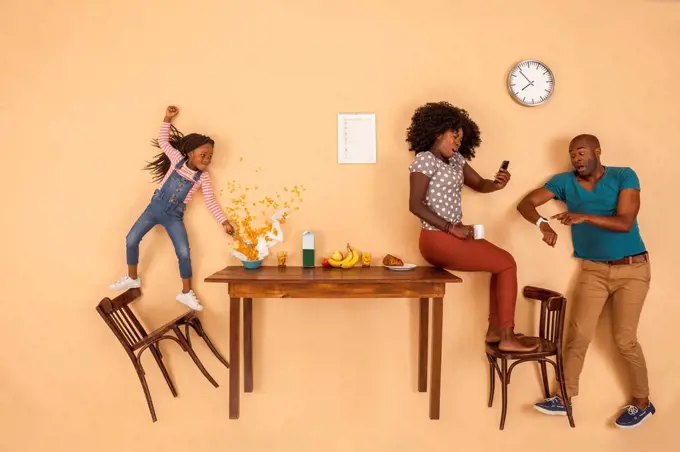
[{"xmin": 563, "ymin": 260, "xmax": 651, "ymax": 399}]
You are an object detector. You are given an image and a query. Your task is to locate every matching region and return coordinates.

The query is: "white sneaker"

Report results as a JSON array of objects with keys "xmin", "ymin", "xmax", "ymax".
[
  {"xmin": 176, "ymin": 290, "xmax": 203, "ymax": 311},
  {"xmin": 110, "ymin": 275, "xmax": 141, "ymax": 291}
]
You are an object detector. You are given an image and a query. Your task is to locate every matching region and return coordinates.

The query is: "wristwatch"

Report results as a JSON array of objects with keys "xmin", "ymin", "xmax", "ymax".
[{"xmin": 536, "ymin": 217, "xmax": 549, "ymax": 227}]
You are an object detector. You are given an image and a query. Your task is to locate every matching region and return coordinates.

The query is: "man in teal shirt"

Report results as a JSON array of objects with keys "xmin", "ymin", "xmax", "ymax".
[{"xmin": 517, "ymin": 134, "xmax": 654, "ymax": 429}]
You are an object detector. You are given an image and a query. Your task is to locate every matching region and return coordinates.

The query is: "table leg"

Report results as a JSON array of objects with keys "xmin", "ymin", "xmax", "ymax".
[
  {"xmin": 418, "ymin": 298, "xmax": 429, "ymax": 392},
  {"xmin": 429, "ymin": 297, "xmax": 443, "ymax": 420},
  {"xmin": 244, "ymin": 297, "xmax": 253, "ymax": 393},
  {"xmin": 229, "ymin": 297, "xmax": 241, "ymax": 419}
]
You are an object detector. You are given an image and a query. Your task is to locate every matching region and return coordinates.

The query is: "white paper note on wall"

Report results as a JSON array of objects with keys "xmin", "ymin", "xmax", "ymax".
[{"xmin": 337, "ymin": 113, "xmax": 376, "ymax": 164}]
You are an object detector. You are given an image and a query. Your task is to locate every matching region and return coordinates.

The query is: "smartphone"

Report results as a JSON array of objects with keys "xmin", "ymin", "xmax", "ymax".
[{"xmin": 500, "ymin": 160, "xmax": 510, "ymax": 170}]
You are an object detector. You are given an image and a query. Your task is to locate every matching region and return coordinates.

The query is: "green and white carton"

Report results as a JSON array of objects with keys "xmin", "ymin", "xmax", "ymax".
[{"xmin": 302, "ymin": 231, "xmax": 315, "ymax": 267}]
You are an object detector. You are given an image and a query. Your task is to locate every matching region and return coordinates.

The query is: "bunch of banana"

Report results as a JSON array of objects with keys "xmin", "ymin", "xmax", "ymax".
[{"xmin": 326, "ymin": 243, "xmax": 360, "ymax": 269}]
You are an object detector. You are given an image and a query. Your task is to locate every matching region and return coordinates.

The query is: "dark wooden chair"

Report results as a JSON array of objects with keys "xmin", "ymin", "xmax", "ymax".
[
  {"xmin": 485, "ymin": 285, "xmax": 575, "ymax": 430},
  {"xmin": 96, "ymin": 288, "xmax": 229, "ymax": 422}
]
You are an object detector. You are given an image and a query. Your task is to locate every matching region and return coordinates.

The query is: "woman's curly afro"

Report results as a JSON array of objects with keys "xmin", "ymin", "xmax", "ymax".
[{"xmin": 406, "ymin": 101, "xmax": 481, "ymax": 160}]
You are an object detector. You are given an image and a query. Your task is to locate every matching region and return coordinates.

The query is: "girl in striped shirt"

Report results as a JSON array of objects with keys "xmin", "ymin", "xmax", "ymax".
[{"xmin": 110, "ymin": 106, "xmax": 234, "ymax": 311}]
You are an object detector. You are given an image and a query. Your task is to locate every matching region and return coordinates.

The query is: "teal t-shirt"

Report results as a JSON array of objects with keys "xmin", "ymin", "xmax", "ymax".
[{"xmin": 543, "ymin": 167, "xmax": 646, "ymax": 261}]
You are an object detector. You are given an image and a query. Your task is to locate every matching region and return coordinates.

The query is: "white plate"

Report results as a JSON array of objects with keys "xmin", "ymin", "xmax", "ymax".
[{"xmin": 385, "ymin": 263, "xmax": 417, "ymax": 271}]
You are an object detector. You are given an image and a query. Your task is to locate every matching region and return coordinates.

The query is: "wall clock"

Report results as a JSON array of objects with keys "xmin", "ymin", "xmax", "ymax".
[{"xmin": 508, "ymin": 60, "xmax": 555, "ymax": 106}]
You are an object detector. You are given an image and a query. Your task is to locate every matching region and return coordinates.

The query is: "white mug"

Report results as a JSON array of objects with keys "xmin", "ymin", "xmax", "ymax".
[{"xmin": 473, "ymin": 224, "xmax": 485, "ymax": 240}]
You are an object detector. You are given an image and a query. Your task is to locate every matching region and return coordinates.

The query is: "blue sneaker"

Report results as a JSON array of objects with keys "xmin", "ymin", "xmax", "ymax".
[
  {"xmin": 534, "ymin": 396, "xmax": 568, "ymax": 416},
  {"xmin": 615, "ymin": 403, "xmax": 656, "ymax": 429}
]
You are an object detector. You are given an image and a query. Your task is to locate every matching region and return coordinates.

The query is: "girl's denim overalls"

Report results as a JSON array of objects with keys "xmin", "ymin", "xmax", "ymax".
[{"xmin": 125, "ymin": 158, "xmax": 203, "ymax": 279}]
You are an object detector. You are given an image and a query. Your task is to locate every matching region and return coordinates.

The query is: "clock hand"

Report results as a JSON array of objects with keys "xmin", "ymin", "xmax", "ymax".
[
  {"xmin": 521, "ymin": 82, "xmax": 533, "ymax": 91},
  {"xmin": 519, "ymin": 69, "xmax": 533, "ymax": 84}
]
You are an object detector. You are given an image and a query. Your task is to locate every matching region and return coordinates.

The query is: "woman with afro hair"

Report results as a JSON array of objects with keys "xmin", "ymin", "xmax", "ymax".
[{"xmin": 407, "ymin": 101, "xmax": 536, "ymax": 352}]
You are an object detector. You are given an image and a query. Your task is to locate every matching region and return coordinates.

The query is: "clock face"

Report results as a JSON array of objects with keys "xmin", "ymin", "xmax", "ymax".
[{"xmin": 508, "ymin": 60, "xmax": 555, "ymax": 106}]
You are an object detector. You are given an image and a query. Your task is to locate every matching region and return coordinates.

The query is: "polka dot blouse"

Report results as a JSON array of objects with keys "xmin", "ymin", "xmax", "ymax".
[{"xmin": 409, "ymin": 151, "xmax": 466, "ymax": 230}]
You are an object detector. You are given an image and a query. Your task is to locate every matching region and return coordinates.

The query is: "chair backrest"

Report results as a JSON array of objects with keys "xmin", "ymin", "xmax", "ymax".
[
  {"xmin": 96, "ymin": 288, "xmax": 149, "ymax": 351},
  {"xmin": 523, "ymin": 286, "xmax": 567, "ymax": 346}
]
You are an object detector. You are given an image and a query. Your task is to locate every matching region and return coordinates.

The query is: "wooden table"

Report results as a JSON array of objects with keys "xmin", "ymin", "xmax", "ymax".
[{"xmin": 205, "ymin": 265, "xmax": 462, "ymax": 420}]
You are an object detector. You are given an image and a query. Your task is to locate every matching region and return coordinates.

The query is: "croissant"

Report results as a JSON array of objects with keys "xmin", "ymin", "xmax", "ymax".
[{"xmin": 383, "ymin": 254, "xmax": 404, "ymax": 266}]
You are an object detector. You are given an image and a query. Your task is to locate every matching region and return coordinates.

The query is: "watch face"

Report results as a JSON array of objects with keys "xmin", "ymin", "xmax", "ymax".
[{"xmin": 508, "ymin": 60, "xmax": 555, "ymax": 106}]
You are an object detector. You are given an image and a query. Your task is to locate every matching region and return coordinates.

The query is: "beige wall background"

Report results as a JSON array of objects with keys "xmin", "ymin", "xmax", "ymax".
[{"xmin": 1, "ymin": 0, "xmax": 678, "ymax": 451}]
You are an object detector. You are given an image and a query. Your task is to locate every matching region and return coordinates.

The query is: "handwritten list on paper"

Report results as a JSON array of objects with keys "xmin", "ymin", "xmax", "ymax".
[{"xmin": 337, "ymin": 113, "xmax": 376, "ymax": 164}]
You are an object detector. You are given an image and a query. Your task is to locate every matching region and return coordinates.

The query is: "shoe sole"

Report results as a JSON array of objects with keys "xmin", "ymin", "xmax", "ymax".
[
  {"xmin": 534, "ymin": 405, "xmax": 567, "ymax": 416},
  {"xmin": 176, "ymin": 298, "xmax": 203, "ymax": 311},
  {"xmin": 110, "ymin": 282, "xmax": 141, "ymax": 291},
  {"xmin": 615, "ymin": 412, "xmax": 653, "ymax": 429}
]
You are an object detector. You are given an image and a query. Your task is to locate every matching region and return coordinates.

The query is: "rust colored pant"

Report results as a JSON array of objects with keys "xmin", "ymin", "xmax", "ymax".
[{"xmin": 419, "ymin": 230, "xmax": 518, "ymax": 328}]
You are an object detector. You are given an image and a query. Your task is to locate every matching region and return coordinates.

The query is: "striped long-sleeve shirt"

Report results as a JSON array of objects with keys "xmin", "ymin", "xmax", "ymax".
[{"xmin": 157, "ymin": 121, "xmax": 228, "ymax": 225}]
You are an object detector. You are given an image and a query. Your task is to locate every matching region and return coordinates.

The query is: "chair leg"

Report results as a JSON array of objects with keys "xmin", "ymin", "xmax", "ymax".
[
  {"xmin": 134, "ymin": 361, "xmax": 157, "ymax": 422},
  {"xmin": 557, "ymin": 352, "xmax": 575, "ymax": 428},
  {"xmin": 184, "ymin": 322, "xmax": 192, "ymax": 347},
  {"xmin": 150, "ymin": 345, "xmax": 177, "ymax": 397},
  {"xmin": 174, "ymin": 327, "xmax": 219, "ymax": 388},
  {"xmin": 500, "ymin": 358, "xmax": 509, "ymax": 430},
  {"xmin": 487, "ymin": 354, "xmax": 496, "ymax": 408},
  {"xmin": 189, "ymin": 317, "xmax": 229, "ymax": 368},
  {"xmin": 540, "ymin": 360, "xmax": 551, "ymax": 399}
]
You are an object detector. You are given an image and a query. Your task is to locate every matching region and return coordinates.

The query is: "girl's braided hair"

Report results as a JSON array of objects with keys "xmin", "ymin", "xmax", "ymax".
[{"xmin": 144, "ymin": 124, "xmax": 214, "ymax": 183}]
